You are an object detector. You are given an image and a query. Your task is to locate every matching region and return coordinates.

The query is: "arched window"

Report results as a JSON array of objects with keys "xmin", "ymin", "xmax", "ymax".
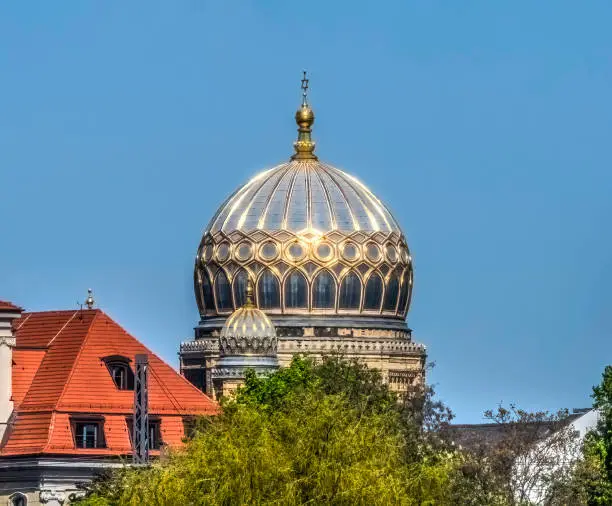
[
  {"xmin": 233, "ymin": 269, "xmax": 249, "ymax": 308},
  {"xmin": 397, "ymin": 271, "xmax": 410, "ymax": 314},
  {"xmin": 383, "ymin": 274, "xmax": 400, "ymax": 311},
  {"xmin": 202, "ymin": 271, "xmax": 214, "ymax": 311},
  {"xmin": 364, "ymin": 272, "xmax": 384, "ymax": 310},
  {"xmin": 215, "ymin": 270, "xmax": 233, "ymax": 311},
  {"xmin": 312, "ymin": 271, "xmax": 336, "ymax": 309},
  {"xmin": 339, "ymin": 272, "xmax": 361, "ymax": 309},
  {"xmin": 284, "ymin": 271, "xmax": 308, "ymax": 309},
  {"xmin": 9, "ymin": 492, "xmax": 27, "ymax": 506},
  {"xmin": 102, "ymin": 356, "xmax": 134, "ymax": 390},
  {"xmin": 195, "ymin": 272, "xmax": 205, "ymax": 314},
  {"xmin": 258, "ymin": 270, "xmax": 280, "ymax": 309},
  {"xmin": 110, "ymin": 363, "xmax": 128, "ymax": 389}
]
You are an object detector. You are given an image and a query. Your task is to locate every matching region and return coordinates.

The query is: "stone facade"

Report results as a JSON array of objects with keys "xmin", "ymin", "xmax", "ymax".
[{"xmin": 181, "ymin": 325, "xmax": 426, "ymax": 397}]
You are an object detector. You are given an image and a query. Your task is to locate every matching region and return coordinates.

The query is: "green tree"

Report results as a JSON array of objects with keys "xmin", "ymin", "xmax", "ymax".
[
  {"xmin": 576, "ymin": 366, "xmax": 612, "ymax": 505},
  {"xmin": 75, "ymin": 356, "xmax": 460, "ymax": 505}
]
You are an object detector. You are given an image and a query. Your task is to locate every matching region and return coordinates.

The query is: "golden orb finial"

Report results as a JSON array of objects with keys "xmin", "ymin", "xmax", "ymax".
[{"xmin": 291, "ymin": 70, "xmax": 317, "ymax": 161}]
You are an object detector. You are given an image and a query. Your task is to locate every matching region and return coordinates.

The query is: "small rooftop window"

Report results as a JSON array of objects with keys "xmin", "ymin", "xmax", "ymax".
[
  {"xmin": 72, "ymin": 418, "xmax": 106, "ymax": 449},
  {"xmin": 102, "ymin": 355, "xmax": 134, "ymax": 390},
  {"xmin": 127, "ymin": 417, "xmax": 163, "ymax": 450}
]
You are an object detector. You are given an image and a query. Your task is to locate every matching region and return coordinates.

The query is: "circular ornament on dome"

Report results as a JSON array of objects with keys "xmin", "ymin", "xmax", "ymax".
[
  {"xmin": 235, "ymin": 242, "xmax": 253, "ymax": 262},
  {"xmin": 341, "ymin": 242, "xmax": 359, "ymax": 261},
  {"xmin": 315, "ymin": 242, "xmax": 334, "ymax": 262},
  {"xmin": 260, "ymin": 241, "xmax": 279, "ymax": 261},
  {"xmin": 385, "ymin": 244, "xmax": 398, "ymax": 264},
  {"xmin": 216, "ymin": 243, "xmax": 230, "ymax": 262},
  {"xmin": 202, "ymin": 243, "xmax": 214, "ymax": 263},
  {"xmin": 401, "ymin": 247, "xmax": 410, "ymax": 264},
  {"xmin": 365, "ymin": 242, "xmax": 381, "ymax": 262},
  {"xmin": 287, "ymin": 242, "xmax": 306, "ymax": 261}
]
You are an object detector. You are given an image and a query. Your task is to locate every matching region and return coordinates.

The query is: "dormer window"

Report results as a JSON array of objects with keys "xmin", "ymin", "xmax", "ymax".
[
  {"xmin": 71, "ymin": 417, "xmax": 106, "ymax": 449},
  {"xmin": 110, "ymin": 363, "xmax": 128, "ymax": 389},
  {"xmin": 102, "ymin": 355, "xmax": 134, "ymax": 390},
  {"xmin": 126, "ymin": 417, "xmax": 163, "ymax": 450}
]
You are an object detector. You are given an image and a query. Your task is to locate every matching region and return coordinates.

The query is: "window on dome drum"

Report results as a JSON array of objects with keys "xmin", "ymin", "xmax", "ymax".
[
  {"xmin": 364, "ymin": 273, "xmax": 384, "ymax": 310},
  {"xmin": 397, "ymin": 272, "xmax": 410, "ymax": 314},
  {"xmin": 233, "ymin": 269, "xmax": 249, "ymax": 308},
  {"xmin": 202, "ymin": 271, "xmax": 214, "ymax": 311},
  {"xmin": 127, "ymin": 418, "xmax": 163, "ymax": 450},
  {"xmin": 72, "ymin": 419, "xmax": 105, "ymax": 449},
  {"xmin": 215, "ymin": 270, "xmax": 233, "ymax": 311},
  {"xmin": 383, "ymin": 274, "xmax": 400, "ymax": 311},
  {"xmin": 313, "ymin": 271, "xmax": 336, "ymax": 309},
  {"xmin": 258, "ymin": 270, "xmax": 280, "ymax": 309},
  {"xmin": 284, "ymin": 271, "xmax": 308, "ymax": 309},
  {"xmin": 339, "ymin": 272, "xmax": 361, "ymax": 309},
  {"xmin": 9, "ymin": 493, "xmax": 27, "ymax": 506}
]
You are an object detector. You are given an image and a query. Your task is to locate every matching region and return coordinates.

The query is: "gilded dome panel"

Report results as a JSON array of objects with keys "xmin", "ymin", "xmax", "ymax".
[{"xmin": 206, "ymin": 161, "xmax": 402, "ymax": 236}]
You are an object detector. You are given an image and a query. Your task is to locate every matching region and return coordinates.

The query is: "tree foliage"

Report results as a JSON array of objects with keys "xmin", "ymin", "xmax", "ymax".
[
  {"xmin": 573, "ymin": 365, "xmax": 612, "ymax": 505},
  {"xmin": 76, "ymin": 356, "xmax": 458, "ymax": 505},
  {"xmin": 74, "ymin": 356, "xmax": 608, "ymax": 505}
]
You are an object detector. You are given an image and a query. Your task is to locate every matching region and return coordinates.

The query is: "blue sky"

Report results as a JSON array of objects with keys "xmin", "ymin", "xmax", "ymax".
[{"xmin": 1, "ymin": 1, "xmax": 611, "ymax": 423}]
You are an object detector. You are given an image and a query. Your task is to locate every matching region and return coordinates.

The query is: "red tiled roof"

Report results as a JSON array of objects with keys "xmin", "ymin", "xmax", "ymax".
[
  {"xmin": 12, "ymin": 349, "xmax": 46, "ymax": 408},
  {"xmin": 0, "ymin": 300, "xmax": 22, "ymax": 312},
  {"xmin": 2, "ymin": 309, "xmax": 217, "ymax": 457}
]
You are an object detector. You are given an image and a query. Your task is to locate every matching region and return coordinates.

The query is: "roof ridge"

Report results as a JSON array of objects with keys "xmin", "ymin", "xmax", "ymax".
[
  {"xmin": 22, "ymin": 309, "xmax": 93, "ymax": 316},
  {"xmin": 46, "ymin": 310, "xmax": 79, "ymax": 347},
  {"xmin": 14, "ymin": 313, "xmax": 32, "ymax": 332},
  {"xmin": 55, "ymin": 311, "xmax": 101, "ymax": 410}
]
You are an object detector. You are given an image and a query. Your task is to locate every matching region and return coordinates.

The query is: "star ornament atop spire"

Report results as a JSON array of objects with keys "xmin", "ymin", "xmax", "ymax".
[{"xmin": 301, "ymin": 70, "xmax": 309, "ymax": 106}]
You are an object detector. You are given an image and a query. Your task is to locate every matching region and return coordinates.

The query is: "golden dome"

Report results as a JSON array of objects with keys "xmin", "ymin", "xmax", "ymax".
[{"xmin": 194, "ymin": 73, "xmax": 413, "ymax": 329}]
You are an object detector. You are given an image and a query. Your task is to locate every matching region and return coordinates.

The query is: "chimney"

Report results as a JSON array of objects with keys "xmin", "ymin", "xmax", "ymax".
[{"xmin": 0, "ymin": 302, "xmax": 23, "ymax": 440}]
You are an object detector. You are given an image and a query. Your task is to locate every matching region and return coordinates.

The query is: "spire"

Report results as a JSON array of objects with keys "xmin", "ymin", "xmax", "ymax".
[
  {"xmin": 245, "ymin": 278, "xmax": 255, "ymax": 308},
  {"xmin": 291, "ymin": 71, "xmax": 317, "ymax": 161}
]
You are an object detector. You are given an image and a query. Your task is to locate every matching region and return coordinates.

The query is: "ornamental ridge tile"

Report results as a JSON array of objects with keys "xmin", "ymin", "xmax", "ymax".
[
  {"xmin": 272, "ymin": 230, "xmax": 294, "ymax": 242},
  {"xmin": 325, "ymin": 231, "xmax": 345, "ymax": 243},
  {"xmin": 356, "ymin": 263, "xmax": 371, "ymax": 276}
]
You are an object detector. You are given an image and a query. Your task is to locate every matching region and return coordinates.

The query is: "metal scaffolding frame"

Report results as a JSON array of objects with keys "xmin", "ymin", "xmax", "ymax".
[{"xmin": 133, "ymin": 353, "xmax": 149, "ymax": 464}]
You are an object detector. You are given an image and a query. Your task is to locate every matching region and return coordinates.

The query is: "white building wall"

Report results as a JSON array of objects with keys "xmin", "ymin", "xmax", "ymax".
[{"xmin": 0, "ymin": 308, "xmax": 20, "ymax": 441}]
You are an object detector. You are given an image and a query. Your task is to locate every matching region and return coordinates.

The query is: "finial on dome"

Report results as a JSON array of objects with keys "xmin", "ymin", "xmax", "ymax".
[
  {"xmin": 245, "ymin": 278, "xmax": 255, "ymax": 308},
  {"xmin": 291, "ymin": 70, "xmax": 318, "ymax": 161}
]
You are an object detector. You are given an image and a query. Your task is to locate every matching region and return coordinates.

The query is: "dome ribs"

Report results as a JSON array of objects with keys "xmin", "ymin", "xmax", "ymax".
[
  {"xmin": 281, "ymin": 162, "xmax": 301, "ymax": 231},
  {"xmin": 257, "ymin": 162, "xmax": 295, "ymax": 230},
  {"xmin": 310, "ymin": 165, "xmax": 335, "ymax": 231},
  {"xmin": 315, "ymin": 164, "xmax": 359, "ymax": 232},
  {"xmin": 321, "ymin": 163, "xmax": 378, "ymax": 232}
]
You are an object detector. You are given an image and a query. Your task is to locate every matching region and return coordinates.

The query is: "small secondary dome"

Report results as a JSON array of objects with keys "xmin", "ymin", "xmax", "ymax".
[{"xmin": 219, "ymin": 281, "xmax": 277, "ymax": 358}]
